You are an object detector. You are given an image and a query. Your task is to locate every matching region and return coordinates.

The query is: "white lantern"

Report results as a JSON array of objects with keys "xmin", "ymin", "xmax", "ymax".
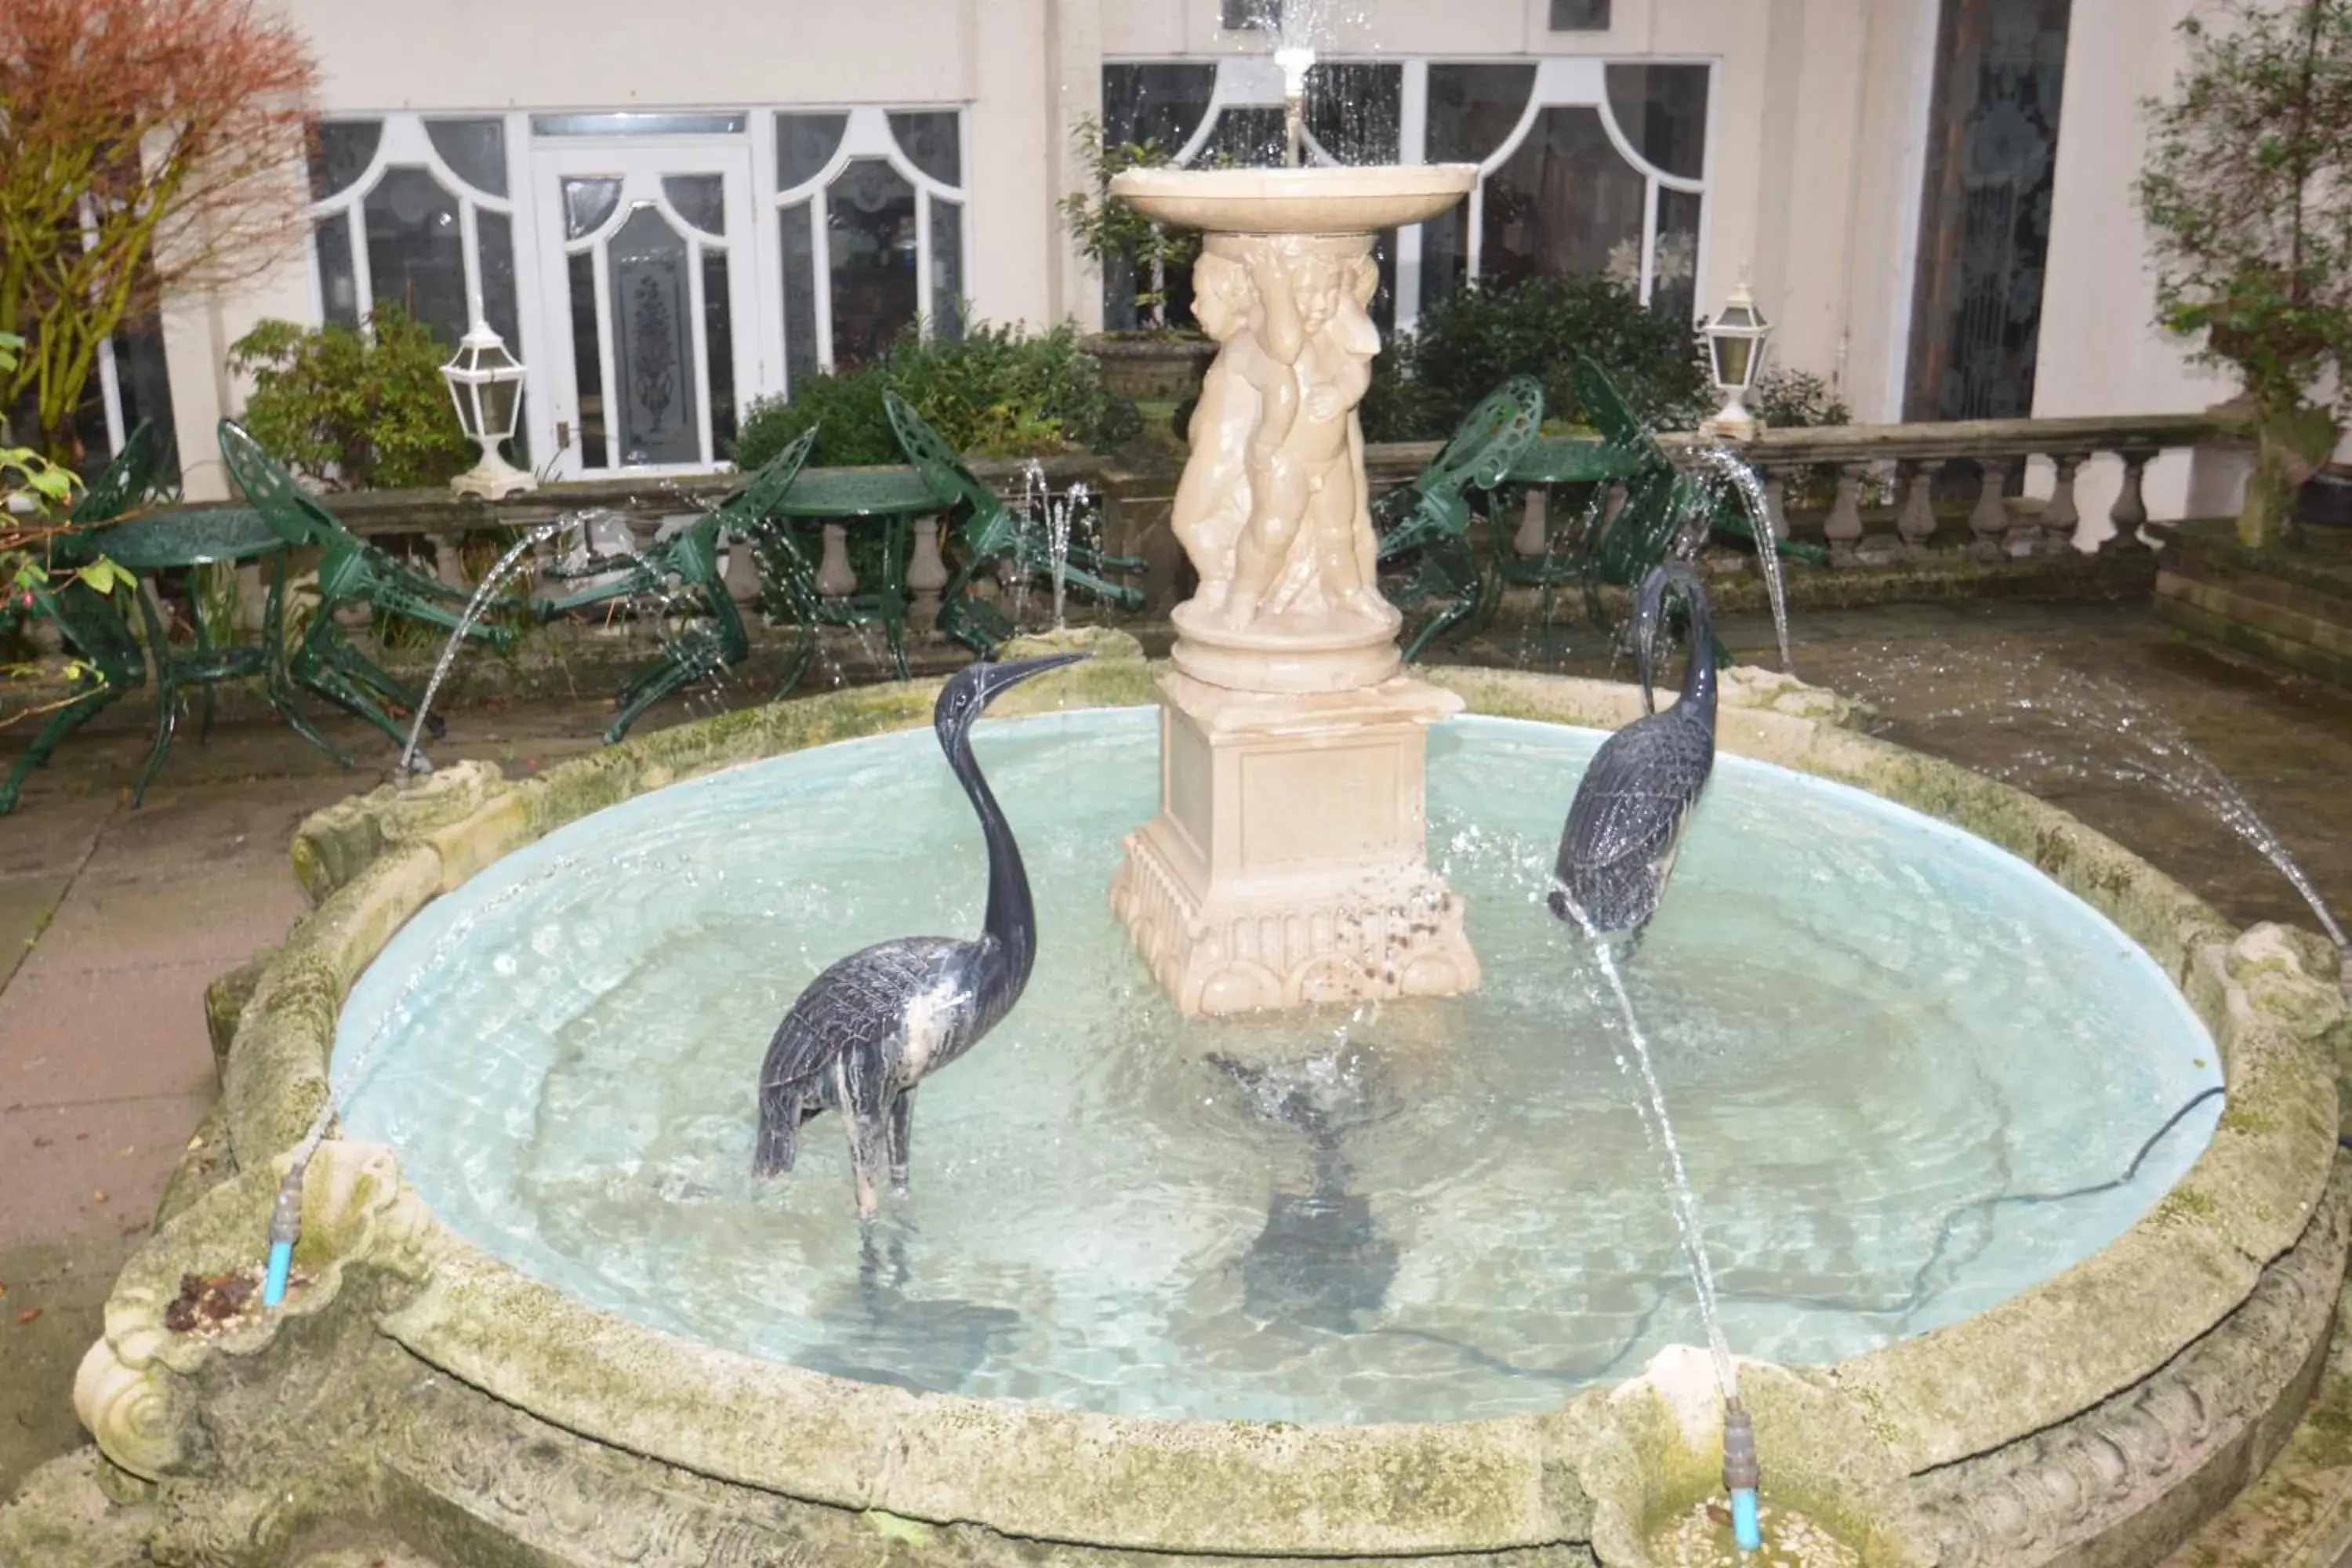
[
  {"xmin": 441, "ymin": 325, "xmax": 536, "ymax": 500},
  {"xmin": 1698, "ymin": 281, "xmax": 1773, "ymax": 445}
]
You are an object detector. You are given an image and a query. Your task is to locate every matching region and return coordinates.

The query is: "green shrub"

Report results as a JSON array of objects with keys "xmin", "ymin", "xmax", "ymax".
[
  {"xmin": 228, "ymin": 303, "xmax": 474, "ymax": 491},
  {"xmin": 1751, "ymin": 367, "xmax": 1852, "ymax": 431},
  {"xmin": 732, "ymin": 321, "xmax": 1142, "ymax": 470},
  {"xmin": 1362, "ymin": 276, "xmax": 1712, "ymax": 442}
]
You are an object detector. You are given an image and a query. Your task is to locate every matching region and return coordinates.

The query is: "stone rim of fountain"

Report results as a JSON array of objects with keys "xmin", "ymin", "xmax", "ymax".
[{"xmin": 64, "ymin": 659, "xmax": 2349, "ymax": 1566}]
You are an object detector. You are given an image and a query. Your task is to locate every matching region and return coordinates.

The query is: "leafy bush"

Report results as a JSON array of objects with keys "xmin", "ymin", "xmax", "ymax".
[
  {"xmin": 228, "ymin": 303, "xmax": 474, "ymax": 491},
  {"xmin": 1361, "ymin": 276, "xmax": 1712, "ymax": 442},
  {"xmin": 1060, "ymin": 115, "xmax": 1204, "ymax": 333},
  {"xmin": 732, "ymin": 321, "xmax": 1141, "ymax": 470},
  {"xmin": 2137, "ymin": 0, "xmax": 2352, "ymax": 546},
  {"xmin": 1751, "ymin": 367, "xmax": 1852, "ymax": 431}
]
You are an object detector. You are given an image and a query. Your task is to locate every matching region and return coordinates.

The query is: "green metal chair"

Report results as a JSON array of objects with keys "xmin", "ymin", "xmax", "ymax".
[
  {"xmin": 70, "ymin": 420, "xmax": 176, "ymax": 525},
  {"xmin": 218, "ymin": 418, "xmax": 515, "ymax": 763},
  {"xmin": 1571, "ymin": 356, "xmax": 1828, "ymax": 586},
  {"xmin": 1563, "ymin": 357, "xmax": 1829, "ymax": 663},
  {"xmin": 883, "ymin": 391, "xmax": 1144, "ymax": 657},
  {"xmin": 1371, "ymin": 375, "xmax": 1546, "ymax": 662},
  {"xmin": 0, "ymin": 423, "xmax": 172, "ymax": 814},
  {"xmin": 539, "ymin": 425, "xmax": 819, "ymax": 742}
]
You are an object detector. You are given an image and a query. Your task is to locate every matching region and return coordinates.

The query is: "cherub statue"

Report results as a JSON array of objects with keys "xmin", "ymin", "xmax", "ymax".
[{"xmin": 1170, "ymin": 251, "xmax": 1271, "ymax": 615}]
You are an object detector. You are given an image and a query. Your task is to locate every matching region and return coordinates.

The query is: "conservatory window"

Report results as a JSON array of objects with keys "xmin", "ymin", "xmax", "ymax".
[
  {"xmin": 1095, "ymin": 60, "xmax": 1403, "ymax": 332},
  {"xmin": 1099, "ymin": 57, "xmax": 1708, "ymax": 332},
  {"xmin": 307, "ymin": 115, "xmax": 520, "ymax": 350},
  {"xmin": 1421, "ymin": 59, "xmax": 1711, "ymax": 325},
  {"xmin": 774, "ymin": 108, "xmax": 968, "ymax": 387}
]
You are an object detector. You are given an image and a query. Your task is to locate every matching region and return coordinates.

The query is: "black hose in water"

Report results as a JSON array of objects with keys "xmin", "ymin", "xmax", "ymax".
[{"xmin": 1374, "ymin": 1084, "xmax": 2229, "ymax": 1379}]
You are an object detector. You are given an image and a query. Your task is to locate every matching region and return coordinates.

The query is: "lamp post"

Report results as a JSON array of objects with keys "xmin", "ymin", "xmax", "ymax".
[
  {"xmin": 441, "ymin": 325, "xmax": 535, "ymax": 500},
  {"xmin": 1698, "ymin": 281, "xmax": 1773, "ymax": 445}
]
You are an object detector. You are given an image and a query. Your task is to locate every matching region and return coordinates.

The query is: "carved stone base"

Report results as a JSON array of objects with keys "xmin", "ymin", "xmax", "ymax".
[
  {"xmin": 1169, "ymin": 597, "xmax": 1403, "ymax": 695},
  {"xmin": 1109, "ymin": 670, "xmax": 1480, "ymax": 1016}
]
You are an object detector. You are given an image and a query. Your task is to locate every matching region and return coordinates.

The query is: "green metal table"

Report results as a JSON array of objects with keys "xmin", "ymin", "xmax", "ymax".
[
  {"xmin": 765, "ymin": 466, "xmax": 946, "ymax": 682},
  {"xmin": 1507, "ymin": 434, "xmax": 1648, "ymax": 486},
  {"xmin": 84, "ymin": 507, "xmax": 307, "ymax": 803},
  {"xmin": 1497, "ymin": 437, "xmax": 1651, "ymax": 587}
]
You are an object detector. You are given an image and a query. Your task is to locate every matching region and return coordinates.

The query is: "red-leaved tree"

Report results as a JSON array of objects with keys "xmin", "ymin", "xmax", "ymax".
[{"xmin": 0, "ymin": 0, "xmax": 319, "ymax": 460}]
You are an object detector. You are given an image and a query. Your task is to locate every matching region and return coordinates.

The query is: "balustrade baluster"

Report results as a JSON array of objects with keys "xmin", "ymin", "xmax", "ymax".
[
  {"xmin": 2103, "ymin": 447, "xmax": 2158, "ymax": 553},
  {"xmin": 1602, "ymin": 482, "xmax": 1628, "ymax": 534},
  {"xmin": 430, "ymin": 536, "xmax": 470, "ymax": 591},
  {"xmin": 1513, "ymin": 488, "xmax": 1549, "ymax": 560},
  {"xmin": 1762, "ymin": 466, "xmax": 1791, "ymax": 543},
  {"xmin": 907, "ymin": 516, "xmax": 950, "ymax": 630},
  {"xmin": 815, "ymin": 523, "xmax": 858, "ymax": 599},
  {"xmin": 1899, "ymin": 460, "xmax": 1944, "ymax": 555},
  {"xmin": 1824, "ymin": 464, "xmax": 1865, "ymax": 566},
  {"xmin": 721, "ymin": 527, "xmax": 763, "ymax": 610},
  {"xmin": 1969, "ymin": 458, "xmax": 2015, "ymax": 561},
  {"xmin": 2042, "ymin": 453, "xmax": 2086, "ymax": 554}
]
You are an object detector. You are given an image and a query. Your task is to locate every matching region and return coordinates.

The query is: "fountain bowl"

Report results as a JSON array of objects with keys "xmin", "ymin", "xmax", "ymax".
[
  {"xmin": 1109, "ymin": 164, "xmax": 1479, "ymax": 234},
  {"xmin": 34, "ymin": 656, "xmax": 2349, "ymax": 1568}
]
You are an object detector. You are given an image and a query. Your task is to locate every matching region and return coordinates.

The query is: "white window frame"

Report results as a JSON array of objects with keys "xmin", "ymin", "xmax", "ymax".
[
  {"xmin": 770, "ymin": 106, "xmax": 973, "ymax": 382},
  {"xmin": 299, "ymin": 106, "xmax": 973, "ymax": 474},
  {"xmin": 303, "ymin": 114, "xmax": 541, "ymax": 358}
]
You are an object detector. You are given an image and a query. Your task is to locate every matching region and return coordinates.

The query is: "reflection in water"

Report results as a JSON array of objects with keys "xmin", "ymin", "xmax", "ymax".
[
  {"xmin": 794, "ymin": 1229, "xmax": 1025, "ymax": 1394},
  {"xmin": 1209, "ymin": 1044, "xmax": 1401, "ymax": 1334}
]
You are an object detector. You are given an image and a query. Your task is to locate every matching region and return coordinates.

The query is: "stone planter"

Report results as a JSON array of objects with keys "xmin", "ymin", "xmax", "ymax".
[
  {"xmin": 21, "ymin": 659, "xmax": 2349, "ymax": 1568},
  {"xmin": 1083, "ymin": 332, "xmax": 1217, "ymax": 404}
]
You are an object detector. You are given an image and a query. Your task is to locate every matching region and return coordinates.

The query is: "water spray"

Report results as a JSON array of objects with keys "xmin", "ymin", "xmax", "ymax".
[
  {"xmin": 255, "ymin": 850, "xmax": 591, "ymax": 1310},
  {"xmin": 1276, "ymin": 45, "xmax": 1314, "ymax": 168},
  {"xmin": 1557, "ymin": 885, "xmax": 1766, "ymax": 1553},
  {"xmin": 393, "ymin": 519, "xmax": 567, "ymax": 786}
]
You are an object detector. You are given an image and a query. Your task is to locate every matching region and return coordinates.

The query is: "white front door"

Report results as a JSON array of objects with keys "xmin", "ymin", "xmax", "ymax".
[{"xmin": 529, "ymin": 144, "xmax": 761, "ymax": 477}]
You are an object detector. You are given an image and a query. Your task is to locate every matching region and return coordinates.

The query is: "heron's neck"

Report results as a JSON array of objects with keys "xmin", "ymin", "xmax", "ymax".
[
  {"xmin": 1682, "ymin": 601, "xmax": 1718, "ymax": 719},
  {"xmin": 947, "ymin": 724, "xmax": 1036, "ymax": 988}
]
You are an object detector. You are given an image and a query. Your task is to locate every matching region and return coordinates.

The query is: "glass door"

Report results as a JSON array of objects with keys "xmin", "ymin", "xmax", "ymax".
[{"xmin": 531, "ymin": 144, "xmax": 759, "ymax": 477}]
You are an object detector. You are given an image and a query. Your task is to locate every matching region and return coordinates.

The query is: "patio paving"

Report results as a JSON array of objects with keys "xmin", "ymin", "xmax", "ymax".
[{"xmin": 2, "ymin": 599, "xmax": 2349, "ymax": 1537}]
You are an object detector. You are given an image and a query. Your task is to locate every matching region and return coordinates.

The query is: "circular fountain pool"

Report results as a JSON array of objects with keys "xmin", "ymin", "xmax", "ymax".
[{"xmin": 337, "ymin": 707, "xmax": 2220, "ymax": 1425}]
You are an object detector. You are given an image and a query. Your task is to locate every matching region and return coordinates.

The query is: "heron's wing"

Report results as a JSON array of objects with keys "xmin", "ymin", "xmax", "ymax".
[
  {"xmin": 1558, "ymin": 716, "xmax": 1715, "ymax": 880},
  {"xmin": 759, "ymin": 937, "xmax": 965, "ymax": 1091}
]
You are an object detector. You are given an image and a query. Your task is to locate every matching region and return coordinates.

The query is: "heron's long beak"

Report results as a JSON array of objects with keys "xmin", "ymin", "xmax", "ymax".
[{"xmin": 978, "ymin": 649, "xmax": 1092, "ymax": 700}]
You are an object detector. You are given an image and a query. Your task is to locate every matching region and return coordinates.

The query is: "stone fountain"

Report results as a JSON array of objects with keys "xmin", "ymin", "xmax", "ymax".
[{"xmin": 1105, "ymin": 164, "xmax": 1483, "ymax": 1016}]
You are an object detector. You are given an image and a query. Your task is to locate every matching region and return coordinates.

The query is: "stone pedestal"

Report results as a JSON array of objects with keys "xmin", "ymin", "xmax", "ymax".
[
  {"xmin": 1103, "ymin": 162, "xmax": 1486, "ymax": 1018},
  {"xmin": 1110, "ymin": 671, "xmax": 1479, "ymax": 1016}
]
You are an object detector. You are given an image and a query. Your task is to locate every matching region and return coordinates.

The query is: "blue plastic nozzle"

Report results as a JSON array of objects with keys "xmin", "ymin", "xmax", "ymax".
[
  {"xmin": 1722, "ymin": 1400, "xmax": 1762, "ymax": 1553},
  {"xmin": 1731, "ymin": 1486, "xmax": 1762, "ymax": 1552},
  {"xmin": 260, "ymin": 1167, "xmax": 304, "ymax": 1309}
]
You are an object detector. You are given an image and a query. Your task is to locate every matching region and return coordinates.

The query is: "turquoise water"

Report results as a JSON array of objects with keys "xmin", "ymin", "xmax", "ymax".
[{"xmin": 338, "ymin": 709, "xmax": 2221, "ymax": 1424}]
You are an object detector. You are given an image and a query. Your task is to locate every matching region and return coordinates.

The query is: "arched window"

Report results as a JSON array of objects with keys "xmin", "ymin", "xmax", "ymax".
[
  {"xmin": 307, "ymin": 117, "xmax": 519, "ymax": 349},
  {"xmin": 774, "ymin": 108, "xmax": 969, "ymax": 390}
]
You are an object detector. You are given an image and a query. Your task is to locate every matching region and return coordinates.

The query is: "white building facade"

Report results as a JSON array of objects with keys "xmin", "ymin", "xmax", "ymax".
[{"xmin": 133, "ymin": 0, "xmax": 2238, "ymax": 517}]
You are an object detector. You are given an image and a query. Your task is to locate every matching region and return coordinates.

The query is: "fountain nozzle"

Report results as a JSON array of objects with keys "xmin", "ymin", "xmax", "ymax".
[
  {"xmin": 1722, "ymin": 1399, "xmax": 1762, "ymax": 1552},
  {"xmin": 261, "ymin": 1164, "xmax": 306, "ymax": 1308}
]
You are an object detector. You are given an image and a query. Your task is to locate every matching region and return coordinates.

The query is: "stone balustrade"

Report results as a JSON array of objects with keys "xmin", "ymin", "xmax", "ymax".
[
  {"xmin": 1653, "ymin": 411, "xmax": 2245, "ymax": 564},
  {"xmin": 171, "ymin": 412, "xmax": 2248, "ymax": 631}
]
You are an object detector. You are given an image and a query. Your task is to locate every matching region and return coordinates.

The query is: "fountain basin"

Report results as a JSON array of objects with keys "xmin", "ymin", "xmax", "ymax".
[
  {"xmin": 1108, "ymin": 165, "xmax": 1478, "ymax": 234},
  {"xmin": 53, "ymin": 660, "xmax": 2350, "ymax": 1568}
]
